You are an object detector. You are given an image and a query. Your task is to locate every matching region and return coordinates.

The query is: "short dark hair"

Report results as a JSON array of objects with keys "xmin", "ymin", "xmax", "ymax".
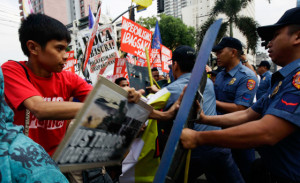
[
  {"xmin": 115, "ymin": 77, "xmax": 127, "ymax": 85},
  {"xmin": 151, "ymin": 67, "xmax": 158, "ymax": 72},
  {"xmin": 172, "ymin": 45, "xmax": 196, "ymax": 73},
  {"xmin": 19, "ymin": 13, "xmax": 71, "ymax": 57}
]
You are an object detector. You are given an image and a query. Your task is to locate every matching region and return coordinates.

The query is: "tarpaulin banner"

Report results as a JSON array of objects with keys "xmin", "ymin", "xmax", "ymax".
[
  {"xmin": 161, "ymin": 45, "xmax": 172, "ymax": 73},
  {"xmin": 63, "ymin": 50, "xmax": 78, "ymax": 73},
  {"xmin": 121, "ymin": 17, "xmax": 152, "ymax": 60},
  {"xmin": 150, "ymin": 49, "xmax": 161, "ymax": 68},
  {"xmin": 79, "ymin": 24, "xmax": 119, "ymax": 84}
]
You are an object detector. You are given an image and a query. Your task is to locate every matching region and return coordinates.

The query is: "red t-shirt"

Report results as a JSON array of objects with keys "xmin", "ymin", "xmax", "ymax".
[{"xmin": 2, "ymin": 61, "xmax": 93, "ymax": 156}]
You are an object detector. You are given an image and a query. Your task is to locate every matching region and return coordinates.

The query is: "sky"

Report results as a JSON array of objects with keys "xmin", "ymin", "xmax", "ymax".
[{"xmin": 0, "ymin": 0, "xmax": 297, "ymax": 65}]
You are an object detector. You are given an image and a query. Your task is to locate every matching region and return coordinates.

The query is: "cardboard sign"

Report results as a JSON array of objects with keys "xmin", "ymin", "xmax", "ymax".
[
  {"xmin": 79, "ymin": 24, "xmax": 119, "ymax": 84},
  {"xmin": 53, "ymin": 76, "xmax": 152, "ymax": 172},
  {"xmin": 113, "ymin": 58, "xmax": 128, "ymax": 79},
  {"xmin": 160, "ymin": 45, "xmax": 172, "ymax": 73},
  {"xmin": 120, "ymin": 17, "xmax": 152, "ymax": 60}
]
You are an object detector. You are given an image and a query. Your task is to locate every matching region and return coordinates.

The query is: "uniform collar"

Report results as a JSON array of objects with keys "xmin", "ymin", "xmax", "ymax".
[
  {"xmin": 177, "ymin": 73, "xmax": 191, "ymax": 80},
  {"xmin": 262, "ymin": 70, "xmax": 271, "ymax": 77},
  {"xmin": 226, "ymin": 62, "xmax": 242, "ymax": 77},
  {"xmin": 271, "ymin": 59, "xmax": 300, "ymax": 86}
]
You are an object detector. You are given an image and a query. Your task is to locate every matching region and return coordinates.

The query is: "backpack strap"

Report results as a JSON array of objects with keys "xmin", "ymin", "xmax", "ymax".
[{"xmin": 14, "ymin": 61, "xmax": 31, "ymax": 136}]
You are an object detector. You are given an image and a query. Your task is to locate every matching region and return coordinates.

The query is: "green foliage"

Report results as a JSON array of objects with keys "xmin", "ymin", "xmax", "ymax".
[
  {"xmin": 197, "ymin": 0, "xmax": 259, "ymax": 53},
  {"xmin": 158, "ymin": 14, "xmax": 195, "ymax": 50},
  {"xmin": 136, "ymin": 16, "xmax": 157, "ymax": 30},
  {"xmin": 137, "ymin": 14, "xmax": 195, "ymax": 50}
]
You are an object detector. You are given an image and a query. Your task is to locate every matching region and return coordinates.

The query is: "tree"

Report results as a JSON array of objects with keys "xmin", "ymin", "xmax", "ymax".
[
  {"xmin": 197, "ymin": 0, "xmax": 258, "ymax": 53},
  {"xmin": 158, "ymin": 14, "xmax": 195, "ymax": 50},
  {"xmin": 137, "ymin": 14, "xmax": 196, "ymax": 50}
]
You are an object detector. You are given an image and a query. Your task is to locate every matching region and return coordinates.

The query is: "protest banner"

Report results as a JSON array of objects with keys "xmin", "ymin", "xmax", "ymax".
[
  {"xmin": 160, "ymin": 45, "xmax": 172, "ymax": 73},
  {"xmin": 63, "ymin": 51, "xmax": 78, "ymax": 73},
  {"xmin": 52, "ymin": 76, "xmax": 152, "ymax": 172},
  {"xmin": 126, "ymin": 61, "xmax": 150, "ymax": 92},
  {"xmin": 82, "ymin": 1, "xmax": 102, "ymax": 71},
  {"xmin": 121, "ymin": 17, "xmax": 152, "ymax": 60},
  {"xmin": 150, "ymin": 49, "xmax": 161, "ymax": 68},
  {"xmin": 79, "ymin": 24, "xmax": 119, "ymax": 84},
  {"xmin": 113, "ymin": 58, "xmax": 128, "ymax": 80},
  {"xmin": 151, "ymin": 21, "xmax": 162, "ymax": 68}
]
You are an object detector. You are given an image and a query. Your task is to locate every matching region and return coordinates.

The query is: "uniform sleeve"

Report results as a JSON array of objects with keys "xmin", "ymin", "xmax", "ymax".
[
  {"xmin": 1, "ymin": 61, "xmax": 41, "ymax": 109},
  {"xmin": 69, "ymin": 72, "xmax": 93, "ymax": 102},
  {"xmin": 234, "ymin": 75, "xmax": 258, "ymax": 107},
  {"xmin": 265, "ymin": 85, "xmax": 300, "ymax": 128},
  {"xmin": 164, "ymin": 82, "xmax": 182, "ymax": 110}
]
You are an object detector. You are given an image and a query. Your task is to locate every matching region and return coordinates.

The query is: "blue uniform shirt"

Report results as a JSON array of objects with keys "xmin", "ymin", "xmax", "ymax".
[
  {"xmin": 214, "ymin": 63, "xmax": 258, "ymax": 114},
  {"xmin": 256, "ymin": 70, "xmax": 272, "ymax": 100},
  {"xmin": 251, "ymin": 59, "xmax": 300, "ymax": 181}
]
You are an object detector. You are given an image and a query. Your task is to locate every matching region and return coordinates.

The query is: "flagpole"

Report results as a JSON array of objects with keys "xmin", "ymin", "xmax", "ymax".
[{"xmin": 145, "ymin": 47, "xmax": 153, "ymax": 86}]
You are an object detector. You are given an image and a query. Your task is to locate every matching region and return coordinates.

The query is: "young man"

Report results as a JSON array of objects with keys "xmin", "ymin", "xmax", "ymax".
[
  {"xmin": 115, "ymin": 77, "xmax": 129, "ymax": 88},
  {"xmin": 181, "ymin": 7, "xmax": 300, "ymax": 182},
  {"xmin": 256, "ymin": 61, "xmax": 272, "ymax": 100},
  {"xmin": 1, "ymin": 14, "xmax": 141, "ymax": 156}
]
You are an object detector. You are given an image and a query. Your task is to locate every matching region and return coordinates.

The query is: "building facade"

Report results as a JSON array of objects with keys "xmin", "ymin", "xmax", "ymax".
[
  {"xmin": 182, "ymin": 0, "xmax": 256, "ymax": 64},
  {"xmin": 163, "ymin": 0, "xmax": 188, "ymax": 19},
  {"xmin": 297, "ymin": 0, "xmax": 300, "ymax": 7},
  {"xmin": 21, "ymin": 0, "xmax": 98, "ymax": 25}
]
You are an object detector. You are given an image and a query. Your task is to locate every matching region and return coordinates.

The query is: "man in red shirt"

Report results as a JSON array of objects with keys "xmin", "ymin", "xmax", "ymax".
[{"xmin": 2, "ymin": 14, "xmax": 141, "ymax": 156}]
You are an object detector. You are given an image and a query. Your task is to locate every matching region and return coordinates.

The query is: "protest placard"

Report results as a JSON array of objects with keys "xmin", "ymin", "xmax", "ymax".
[
  {"xmin": 160, "ymin": 45, "xmax": 172, "ymax": 73},
  {"xmin": 120, "ymin": 17, "xmax": 152, "ymax": 60},
  {"xmin": 79, "ymin": 24, "xmax": 119, "ymax": 84},
  {"xmin": 113, "ymin": 58, "xmax": 128, "ymax": 80},
  {"xmin": 52, "ymin": 76, "xmax": 152, "ymax": 172},
  {"xmin": 63, "ymin": 51, "xmax": 78, "ymax": 73}
]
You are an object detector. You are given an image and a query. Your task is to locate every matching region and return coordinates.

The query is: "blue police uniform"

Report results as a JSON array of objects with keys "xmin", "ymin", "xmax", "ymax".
[
  {"xmin": 214, "ymin": 63, "xmax": 258, "ymax": 114},
  {"xmin": 256, "ymin": 70, "xmax": 272, "ymax": 100},
  {"xmin": 251, "ymin": 59, "xmax": 300, "ymax": 181},
  {"xmin": 214, "ymin": 63, "xmax": 258, "ymax": 181},
  {"xmin": 164, "ymin": 73, "xmax": 244, "ymax": 183}
]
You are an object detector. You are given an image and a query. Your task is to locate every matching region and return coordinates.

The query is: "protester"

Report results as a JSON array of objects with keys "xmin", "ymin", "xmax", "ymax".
[
  {"xmin": 115, "ymin": 77, "xmax": 129, "ymax": 87},
  {"xmin": 1, "ymin": 13, "xmax": 141, "ymax": 183},
  {"xmin": 212, "ymin": 37, "xmax": 258, "ymax": 181},
  {"xmin": 181, "ymin": 7, "xmax": 300, "ymax": 182},
  {"xmin": 151, "ymin": 67, "xmax": 160, "ymax": 81},
  {"xmin": 0, "ymin": 68, "xmax": 68, "ymax": 183},
  {"xmin": 256, "ymin": 61, "xmax": 272, "ymax": 100},
  {"xmin": 159, "ymin": 45, "xmax": 244, "ymax": 183}
]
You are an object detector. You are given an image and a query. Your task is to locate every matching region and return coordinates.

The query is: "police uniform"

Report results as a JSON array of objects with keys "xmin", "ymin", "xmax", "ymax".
[
  {"xmin": 257, "ymin": 70, "xmax": 272, "ymax": 100},
  {"xmin": 214, "ymin": 62, "xmax": 258, "ymax": 114},
  {"xmin": 251, "ymin": 59, "xmax": 300, "ymax": 181},
  {"xmin": 214, "ymin": 62, "xmax": 258, "ymax": 181}
]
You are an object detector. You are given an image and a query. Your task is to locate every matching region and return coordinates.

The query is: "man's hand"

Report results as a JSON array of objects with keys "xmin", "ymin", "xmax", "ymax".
[
  {"xmin": 180, "ymin": 128, "xmax": 199, "ymax": 149},
  {"xmin": 124, "ymin": 87, "xmax": 144, "ymax": 103},
  {"xmin": 146, "ymin": 85, "xmax": 160, "ymax": 94}
]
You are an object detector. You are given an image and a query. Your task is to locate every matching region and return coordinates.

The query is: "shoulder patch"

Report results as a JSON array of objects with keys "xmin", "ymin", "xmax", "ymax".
[
  {"xmin": 275, "ymin": 93, "xmax": 300, "ymax": 113},
  {"xmin": 292, "ymin": 71, "xmax": 300, "ymax": 90},
  {"xmin": 247, "ymin": 79, "xmax": 256, "ymax": 90}
]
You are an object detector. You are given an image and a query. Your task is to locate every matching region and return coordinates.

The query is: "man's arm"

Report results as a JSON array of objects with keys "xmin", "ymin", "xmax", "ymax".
[
  {"xmin": 181, "ymin": 114, "xmax": 297, "ymax": 149},
  {"xmin": 24, "ymin": 87, "xmax": 143, "ymax": 121},
  {"xmin": 216, "ymin": 100, "xmax": 247, "ymax": 113},
  {"xmin": 198, "ymin": 107, "xmax": 261, "ymax": 128}
]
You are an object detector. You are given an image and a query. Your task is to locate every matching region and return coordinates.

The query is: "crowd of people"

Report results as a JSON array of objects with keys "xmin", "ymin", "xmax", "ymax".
[{"xmin": 0, "ymin": 6, "xmax": 300, "ymax": 183}]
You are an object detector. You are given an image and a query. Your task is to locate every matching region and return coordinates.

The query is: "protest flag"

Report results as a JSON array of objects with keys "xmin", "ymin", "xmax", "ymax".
[
  {"xmin": 88, "ymin": 5, "xmax": 95, "ymax": 29},
  {"xmin": 82, "ymin": 1, "xmax": 102, "ymax": 72},
  {"xmin": 151, "ymin": 21, "xmax": 162, "ymax": 68}
]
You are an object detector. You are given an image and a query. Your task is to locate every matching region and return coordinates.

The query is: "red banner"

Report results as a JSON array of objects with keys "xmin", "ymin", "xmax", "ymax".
[
  {"xmin": 113, "ymin": 58, "xmax": 128, "ymax": 79},
  {"xmin": 161, "ymin": 45, "xmax": 172, "ymax": 73},
  {"xmin": 120, "ymin": 17, "xmax": 152, "ymax": 60},
  {"xmin": 150, "ymin": 48, "xmax": 161, "ymax": 68},
  {"xmin": 63, "ymin": 51, "xmax": 78, "ymax": 73}
]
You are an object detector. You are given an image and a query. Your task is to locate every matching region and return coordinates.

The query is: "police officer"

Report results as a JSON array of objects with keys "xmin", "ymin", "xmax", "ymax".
[
  {"xmin": 212, "ymin": 37, "xmax": 258, "ymax": 181},
  {"xmin": 181, "ymin": 7, "xmax": 300, "ymax": 182},
  {"xmin": 256, "ymin": 61, "xmax": 272, "ymax": 100}
]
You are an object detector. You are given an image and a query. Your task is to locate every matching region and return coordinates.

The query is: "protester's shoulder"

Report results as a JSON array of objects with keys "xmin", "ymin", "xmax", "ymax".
[{"xmin": 1, "ymin": 60, "xmax": 25, "ymax": 70}]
